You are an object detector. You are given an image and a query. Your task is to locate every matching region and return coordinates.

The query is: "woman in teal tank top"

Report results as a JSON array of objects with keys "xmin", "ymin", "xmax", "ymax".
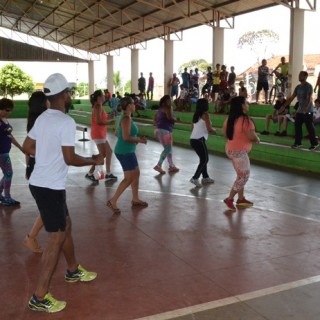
[{"xmin": 107, "ymin": 96, "xmax": 148, "ymax": 214}]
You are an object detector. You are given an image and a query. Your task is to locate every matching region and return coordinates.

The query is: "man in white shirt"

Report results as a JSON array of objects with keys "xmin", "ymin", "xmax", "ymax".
[{"xmin": 23, "ymin": 73, "xmax": 103, "ymax": 313}]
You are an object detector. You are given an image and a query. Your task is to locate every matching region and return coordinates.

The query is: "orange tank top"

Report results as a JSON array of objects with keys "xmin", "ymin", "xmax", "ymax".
[{"xmin": 90, "ymin": 106, "xmax": 107, "ymax": 139}]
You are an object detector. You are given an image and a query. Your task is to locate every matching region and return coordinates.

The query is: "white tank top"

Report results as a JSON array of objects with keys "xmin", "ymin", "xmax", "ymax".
[{"xmin": 190, "ymin": 118, "xmax": 208, "ymax": 140}]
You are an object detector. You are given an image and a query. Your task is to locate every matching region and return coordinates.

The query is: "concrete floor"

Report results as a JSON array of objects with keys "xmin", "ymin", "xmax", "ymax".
[{"xmin": 1, "ymin": 119, "xmax": 320, "ymax": 320}]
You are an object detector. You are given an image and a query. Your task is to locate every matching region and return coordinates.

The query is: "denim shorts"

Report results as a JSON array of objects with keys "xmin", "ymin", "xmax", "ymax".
[
  {"xmin": 115, "ymin": 153, "xmax": 138, "ymax": 171},
  {"xmin": 29, "ymin": 185, "xmax": 69, "ymax": 232}
]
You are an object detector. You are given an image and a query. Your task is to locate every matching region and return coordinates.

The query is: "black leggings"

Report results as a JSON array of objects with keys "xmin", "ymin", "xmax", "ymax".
[{"xmin": 190, "ymin": 137, "xmax": 209, "ymax": 179}]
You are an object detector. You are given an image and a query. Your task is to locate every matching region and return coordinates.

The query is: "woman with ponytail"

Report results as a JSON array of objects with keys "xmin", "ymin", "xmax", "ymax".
[{"xmin": 222, "ymin": 96, "xmax": 260, "ymax": 210}]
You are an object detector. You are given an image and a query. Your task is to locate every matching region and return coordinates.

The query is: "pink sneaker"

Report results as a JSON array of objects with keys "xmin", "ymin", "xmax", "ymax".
[
  {"xmin": 236, "ymin": 197, "xmax": 253, "ymax": 207},
  {"xmin": 153, "ymin": 165, "xmax": 165, "ymax": 174},
  {"xmin": 224, "ymin": 198, "xmax": 236, "ymax": 210},
  {"xmin": 168, "ymin": 166, "xmax": 179, "ymax": 173}
]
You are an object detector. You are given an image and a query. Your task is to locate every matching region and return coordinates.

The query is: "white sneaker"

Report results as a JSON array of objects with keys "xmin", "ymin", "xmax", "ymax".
[
  {"xmin": 202, "ymin": 177, "xmax": 215, "ymax": 184},
  {"xmin": 190, "ymin": 178, "xmax": 202, "ymax": 188}
]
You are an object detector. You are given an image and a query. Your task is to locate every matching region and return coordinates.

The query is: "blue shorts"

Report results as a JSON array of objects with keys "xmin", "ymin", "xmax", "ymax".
[
  {"xmin": 29, "ymin": 185, "xmax": 68, "ymax": 232},
  {"xmin": 115, "ymin": 153, "xmax": 138, "ymax": 171}
]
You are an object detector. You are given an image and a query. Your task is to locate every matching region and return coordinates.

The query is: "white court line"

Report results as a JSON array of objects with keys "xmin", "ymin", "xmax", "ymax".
[{"xmin": 134, "ymin": 275, "xmax": 320, "ymax": 320}]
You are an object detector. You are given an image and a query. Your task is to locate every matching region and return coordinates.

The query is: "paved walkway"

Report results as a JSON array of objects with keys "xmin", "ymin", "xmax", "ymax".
[{"xmin": 2, "ymin": 119, "xmax": 320, "ymax": 320}]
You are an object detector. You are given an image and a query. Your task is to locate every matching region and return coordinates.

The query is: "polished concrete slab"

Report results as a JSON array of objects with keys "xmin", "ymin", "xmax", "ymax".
[{"xmin": 1, "ymin": 119, "xmax": 320, "ymax": 320}]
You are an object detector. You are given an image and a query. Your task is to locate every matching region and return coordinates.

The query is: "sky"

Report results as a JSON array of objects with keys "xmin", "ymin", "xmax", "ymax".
[{"xmin": 0, "ymin": 4, "xmax": 319, "ymax": 89}]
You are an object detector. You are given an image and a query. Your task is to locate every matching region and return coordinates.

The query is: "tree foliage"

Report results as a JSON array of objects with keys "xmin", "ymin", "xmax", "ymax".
[
  {"xmin": 237, "ymin": 29, "xmax": 279, "ymax": 63},
  {"xmin": 0, "ymin": 64, "xmax": 34, "ymax": 98},
  {"xmin": 178, "ymin": 59, "xmax": 211, "ymax": 75}
]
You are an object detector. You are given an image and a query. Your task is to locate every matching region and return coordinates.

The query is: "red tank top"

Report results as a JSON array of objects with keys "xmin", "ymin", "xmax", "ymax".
[{"xmin": 90, "ymin": 107, "xmax": 107, "ymax": 139}]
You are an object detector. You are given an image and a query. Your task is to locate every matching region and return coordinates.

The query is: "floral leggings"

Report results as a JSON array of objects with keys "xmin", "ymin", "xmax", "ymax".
[
  {"xmin": 0, "ymin": 153, "xmax": 13, "ymax": 198},
  {"xmin": 155, "ymin": 128, "xmax": 173, "ymax": 166},
  {"xmin": 226, "ymin": 150, "xmax": 250, "ymax": 192}
]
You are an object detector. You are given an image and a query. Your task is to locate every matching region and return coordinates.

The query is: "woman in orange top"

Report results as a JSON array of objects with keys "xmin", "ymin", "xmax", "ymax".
[
  {"xmin": 222, "ymin": 96, "xmax": 260, "ymax": 210},
  {"xmin": 85, "ymin": 89, "xmax": 117, "ymax": 182}
]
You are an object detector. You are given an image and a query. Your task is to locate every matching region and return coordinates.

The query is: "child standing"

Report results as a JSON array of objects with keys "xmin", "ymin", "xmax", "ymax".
[{"xmin": 0, "ymin": 98, "xmax": 24, "ymax": 206}]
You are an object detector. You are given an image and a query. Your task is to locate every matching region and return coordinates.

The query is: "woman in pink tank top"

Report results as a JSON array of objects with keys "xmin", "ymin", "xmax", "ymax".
[{"xmin": 222, "ymin": 96, "xmax": 260, "ymax": 210}]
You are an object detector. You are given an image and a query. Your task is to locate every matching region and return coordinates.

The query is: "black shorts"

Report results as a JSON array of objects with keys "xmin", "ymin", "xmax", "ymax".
[
  {"xmin": 257, "ymin": 81, "xmax": 269, "ymax": 91},
  {"xmin": 29, "ymin": 185, "xmax": 69, "ymax": 232},
  {"xmin": 212, "ymin": 84, "xmax": 220, "ymax": 93}
]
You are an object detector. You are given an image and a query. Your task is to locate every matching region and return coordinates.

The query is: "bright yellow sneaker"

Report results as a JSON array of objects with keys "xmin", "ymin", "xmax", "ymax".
[
  {"xmin": 65, "ymin": 264, "xmax": 97, "ymax": 283},
  {"xmin": 28, "ymin": 293, "xmax": 66, "ymax": 313}
]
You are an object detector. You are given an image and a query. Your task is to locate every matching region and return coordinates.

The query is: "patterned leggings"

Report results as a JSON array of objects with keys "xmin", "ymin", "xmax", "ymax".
[
  {"xmin": 155, "ymin": 129, "xmax": 173, "ymax": 166},
  {"xmin": 0, "ymin": 153, "xmax": 13, "ymax": 197},
  {"xmin": 226, "ymin": 150, "xmax": 250, "ymax": 192}
]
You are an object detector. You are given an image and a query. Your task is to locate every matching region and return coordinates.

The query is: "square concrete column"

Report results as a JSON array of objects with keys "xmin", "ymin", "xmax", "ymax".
[
  {"xmin": 107, "ymin": 55, "xmax": 114, "ymax": 93},
  {"xmin": 131, "ymin": 49, "xmax": 139, "ymax": 94},
  {"xmin": 288, "ymin": 8, "xmax": 305, "ymax": 96},
  {"xmin": 88, "ymin": 60, "xmax": 95, "ymax": 97},
  {"xmin": 212, "ymin": 27, "xmax": 224, "ymax": 66},
  {"xmin": 164, "ymin": 40, "xmax": 174, "ymax": 96}
]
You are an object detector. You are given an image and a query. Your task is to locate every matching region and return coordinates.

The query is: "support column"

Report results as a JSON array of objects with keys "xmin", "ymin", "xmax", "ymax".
[
  {"xmin": 131, "ymin": 49, "xmax": 139, "ymax": 93},
  {"xmin": 164, "ymin": 40, "xmax": 174, "ymax": 96},
  {"xmin": 106, "ymin": 55, "xmax": 114, "ymax": 93},
  {"xmin": 88, "ymin": 60, "xmax": 95, "ymax": 97},
  {"xmin": 212, "ymin": 28, "xmax": 224, "ymax": 66},
  {"xmin": 288, "ymin": 8, "xmax": 305, "ymax": 96}
]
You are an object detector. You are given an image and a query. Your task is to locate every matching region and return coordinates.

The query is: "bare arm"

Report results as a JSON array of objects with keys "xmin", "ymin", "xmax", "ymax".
[
  {"xmin": 22, "ymin": 136, "xmax": 36, "ymax": 156},
  {"xmin": 62, "ymin": 146, "xmax": 104, "ymax": 166},
  {"xmin": 94, "ymin": 101, "xmax": 114, "ymax": 125},
  {"xmin": 202, "ymin": 113, "xmax": 216, "ymax": 135},
  {"xmin": 11, "ymin": 135, "xmax": 24, "ymax": 152},
  {"xmin": 121, "ymin": 116, "xmax": 147, "ymax": 144}
]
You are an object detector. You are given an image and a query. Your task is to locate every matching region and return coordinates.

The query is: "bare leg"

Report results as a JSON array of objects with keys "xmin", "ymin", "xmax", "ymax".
[
  {"xmin": 29, "ymin": 216, "xmax": 43, "ymax": 238},
  {"xmin": 61, "ymin": 217, "xmax": 77, "ymax": 273},
  {"xmin": 34, "ymin": 229, "xmax": 67, "ymax": 299},
  {"xmin": 130, "ymin": 167, "xmax": 141, "ymax": 202},
  {"xmin": 256, "ymin": 90, "xmax": 261, "ymax": 103},
  {"xmin": 264, "ymin": 90, "xmax": 269, "ymax": 104},
  {"xmin": 109, "ymin": 169, "xmax": 135, "ymax": 208}
]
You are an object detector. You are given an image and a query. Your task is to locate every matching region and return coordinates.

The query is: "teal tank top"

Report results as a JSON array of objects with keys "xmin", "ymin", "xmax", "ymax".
[{"xmin": 114, "ymin": 115, "xmax": 139, "ymax": 154}]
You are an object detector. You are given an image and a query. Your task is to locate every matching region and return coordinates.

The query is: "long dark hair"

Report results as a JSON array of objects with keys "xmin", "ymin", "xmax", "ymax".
[
  {"xmin": 90, "ymin": 89, "xmax": 103, "ymax": 105},
  {"xmin": 159, "ymin": 94, "xmax": 171, "ymax": 108},
  {"xmin": 192, "ymin": 98, "xmax": 208, "ymax": 123},
  {"xmin": 27, "ymin": 91, "xmax": 47, "ymax": 132},
  {"xmin": 226, "ymin": 96, "xmax": 250, "ymax": 140}
]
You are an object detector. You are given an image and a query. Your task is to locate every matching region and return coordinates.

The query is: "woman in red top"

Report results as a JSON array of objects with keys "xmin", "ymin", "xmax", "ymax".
[
  {"xmin": 222, "ymin": 96, "xmax": 260, "ymax": 210},
  {"xmin": 85, "ymin": 90, "xmax": 117, "ymax": 182}
]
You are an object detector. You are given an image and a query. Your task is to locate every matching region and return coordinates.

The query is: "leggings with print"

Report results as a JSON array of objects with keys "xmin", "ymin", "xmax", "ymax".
[
  {"xmin": 226, "ymin": 149, "xmax": 250, "ymax": 192},
  {"xmin": 155, "ymin": 129, "xmax": 174, "ymax": 166},
  {"xmin": 0, "ymin": 153, "xmax": 13, "ymax": 198}
]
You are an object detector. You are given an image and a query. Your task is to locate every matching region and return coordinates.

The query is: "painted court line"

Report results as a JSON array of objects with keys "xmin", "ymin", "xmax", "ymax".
[{"xmin": 134, "ymin": 275, "xmax": 320, "ymax": 320}]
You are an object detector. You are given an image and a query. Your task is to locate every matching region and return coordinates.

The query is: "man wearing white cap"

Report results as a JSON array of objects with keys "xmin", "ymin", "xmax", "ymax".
[{"xmin": 23, "ymin": 73, "xmax": 103, "ymax": 313}]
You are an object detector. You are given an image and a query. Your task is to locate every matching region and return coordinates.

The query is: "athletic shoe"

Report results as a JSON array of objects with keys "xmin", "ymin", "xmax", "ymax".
[
  {"xmin": 65, "ymin": 264, "xmax": 97, "ymax": 283},
  {"xmin": 279, "ymin": 130, "xmax": 287, "ymax": 136},
  {"xmin": 2, "ymin": 197, "xmax": 20, "ymax": 206},
  {"xmin": 291, "ymin": 144, "xmax": 302, "ymax": 149},
  {"xmin": 153, "ymin": 165, "xmax": 165, "ymax": 174},
  {"xmin": 236, "ymin": 197, "xmax": 254, "ymax": 207},
  {"xmin": 168, "ymin": 165, "xmax": 180, "ymax": 173},
  {"xmin": 309, "ymin": 144, "xmax": 319, "ymax": 151},
  {"xmin": 105, "ymin": 173, "xmax": 118, "ymax": 181},
  {"xmin": 0, "ymin": 195, "xmax": 5, "ymax": 203},
  {"xmin": 202, "ymin": 177, "xmax": 215, "ymax": 184},
  {"xmin": 28, "ymin": 293, "xmax": 66, "ymax": 313},
  {"xmin": 23, "ymin": 234, "xmax": 43, "ymax": 253},
  {"xmin": 85, "ymin": 173, "xmax": 98, "ymax": 182},
  {"xmin": 190, "ymin": 178, "xmax": 202, "ymax": 188},
  {"xmin": 224, "ymin": 198, "xmax": 236, "ymax": 210},
  {"xmin": 260, "ymin": 130, "xmax": 269, "ymax": 135},
  {"xmin": 274, "ymin": 131, "xmax": 280, "ymax": 136}
]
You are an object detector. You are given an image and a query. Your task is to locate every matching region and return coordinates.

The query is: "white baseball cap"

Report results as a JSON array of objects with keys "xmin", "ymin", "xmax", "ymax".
[{"xmin": 43, "ymin": 73, "xmax": 70, "ymax": 96}]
